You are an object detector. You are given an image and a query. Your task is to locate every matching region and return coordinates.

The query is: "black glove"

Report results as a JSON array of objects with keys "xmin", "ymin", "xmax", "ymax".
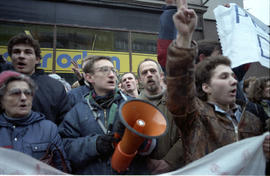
[
  {"xmin": 115, "ymin": 120, "xmax": 125, "ymax": 138},
  {"xmin": 96, "ymin": 133, "xmax": 118, "ymax": 156}
]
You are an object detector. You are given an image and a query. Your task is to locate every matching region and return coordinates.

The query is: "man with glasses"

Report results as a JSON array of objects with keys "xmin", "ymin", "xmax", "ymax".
[{"xmin": 59, "ymin": 56, "xmax": 152, "ymax": 174}]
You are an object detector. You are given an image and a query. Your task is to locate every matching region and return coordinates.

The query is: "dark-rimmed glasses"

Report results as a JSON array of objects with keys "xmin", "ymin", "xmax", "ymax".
[{"xmin": 95, "ymin": 66, "xmax": 118, "ymax": 75}]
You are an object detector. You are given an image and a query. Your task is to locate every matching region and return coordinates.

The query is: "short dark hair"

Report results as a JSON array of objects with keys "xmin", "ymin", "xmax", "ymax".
[
  {"xmin": 196, "ymin": 40, "xmax": 222, "ymax": 64},
  {"xmin": 137, "ymin": 58, "xmax": 163, "ymax": 78},
  {"xmin": 195, "ymin": 56, "xmax": 231, "ymax": 101},
  {"xmin": 8, "ymin": 33, "xmax": 41, "ymax": 60},
  {"xmin": 120, "ymin": 72, "xmax": 137, "ymax": 83},
  {"xmin": 82, "ymin": 55, "xmax": 113, "ymax": 74}
]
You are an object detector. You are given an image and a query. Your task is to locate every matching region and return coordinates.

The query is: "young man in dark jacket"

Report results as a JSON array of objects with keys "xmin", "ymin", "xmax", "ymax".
[
  {"xmin": 166, "ymin": 0, "xmax": 270, "ymax": 169},
  {"xmin": 59, "ymin": 55, "xmax": 154, "ymax": 174},
  {"xmin": 6, "ymin": 33, "xmax": 71, "ymax": 125}
]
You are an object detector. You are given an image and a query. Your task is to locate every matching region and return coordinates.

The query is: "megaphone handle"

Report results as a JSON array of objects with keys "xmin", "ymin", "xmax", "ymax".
[{"xmin": 113, "ymin": 133, "xmax": 121, "ymax": 148}]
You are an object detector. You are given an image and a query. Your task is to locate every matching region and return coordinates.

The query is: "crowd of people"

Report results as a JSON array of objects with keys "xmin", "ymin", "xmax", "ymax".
[{"xmin": 0, "ymin": 0, "xmax": 269, "ymax": 175}]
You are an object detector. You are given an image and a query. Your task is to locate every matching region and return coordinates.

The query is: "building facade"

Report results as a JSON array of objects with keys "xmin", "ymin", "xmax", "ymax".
[{"xmin": 4, "ymin": 0, "xmax": 263, "ymax": 83}]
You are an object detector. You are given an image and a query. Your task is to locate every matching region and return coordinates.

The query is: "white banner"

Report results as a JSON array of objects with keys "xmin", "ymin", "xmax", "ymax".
[
  {"xmin": 214, "ymin": 3, "xmax": 270, "ymax": 68},
  {"xmin": 0, "ymin": 147, "xmax": 66, "ymax": 175},
  {"xmin": 162, "ymin": 132, "xmax": 269, "ymax": 175}
]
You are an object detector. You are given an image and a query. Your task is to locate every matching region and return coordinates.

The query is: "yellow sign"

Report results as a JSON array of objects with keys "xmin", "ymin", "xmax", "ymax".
[{"xmin": 0, "ymin": 46, "xmax": 157, "ymax": 74}]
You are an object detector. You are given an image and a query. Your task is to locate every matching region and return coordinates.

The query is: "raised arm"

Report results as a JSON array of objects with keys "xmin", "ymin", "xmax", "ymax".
[
  {"xmin": 174, "ymin": 0, "xmax": 197, "ymax": 48},
  {"xmin": 166, "ymin": 0, "xmax": 197, "ymax": 127}
]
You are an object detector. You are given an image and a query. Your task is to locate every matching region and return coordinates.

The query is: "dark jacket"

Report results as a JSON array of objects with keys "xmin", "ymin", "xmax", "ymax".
[
  {"xmin": 68, "ymin": 84, "xmax": 91, "ymax": 107},
  {"xmin": 166, "ymin": 42, "xmax": 263, "ymax": 165},
  {"xmin": 31, "ymin": 69, "xmax": 71, "ymax": 125},
  {"xmin": 0, "ymin": 111, "xmax": 70, "ymax": 172},
  {"xmin": 59, "ymin": 90, "xmax": 149, "ymax": 175},
  {"xmin": 0, "ymin": 61, "xmax": 13, "ymax": 73}
]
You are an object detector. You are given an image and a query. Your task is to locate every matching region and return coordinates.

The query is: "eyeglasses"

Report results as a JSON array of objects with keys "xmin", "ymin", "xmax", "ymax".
[
  {"xmin": 7, "ymin": 88, "xmax": 33, "ymax": 97},
  {"xmin": 95, "ymin": 66, "xmax": 118, "ymax": 75}
]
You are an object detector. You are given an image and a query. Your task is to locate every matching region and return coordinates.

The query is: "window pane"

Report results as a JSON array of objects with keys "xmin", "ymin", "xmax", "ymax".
[
  {"xmin": 131, "ymin": 33, "xmax": 158, "ymax": 54},
  {"xmin": 56, "ymin": 26, "xmax": 128, "ymax": 52},
  {"xmin": 0, "ymin": 22, "xmax": 54, "ymax": 48}
]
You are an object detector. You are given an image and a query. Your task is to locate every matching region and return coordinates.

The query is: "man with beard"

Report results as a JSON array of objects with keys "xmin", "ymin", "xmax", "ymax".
[
  {"xmin": 137, "ymin": 58, "xmax": 184, "ymax": 174},
  {"xmin": 120, "ymin": 72, "xmax": 139, "ymax": 98}
]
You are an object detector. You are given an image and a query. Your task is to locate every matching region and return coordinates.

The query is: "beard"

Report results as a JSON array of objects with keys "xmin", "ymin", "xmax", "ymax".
[{"xmin": 146, "ymin": 83, "xmax": 158, "ymax": 93}]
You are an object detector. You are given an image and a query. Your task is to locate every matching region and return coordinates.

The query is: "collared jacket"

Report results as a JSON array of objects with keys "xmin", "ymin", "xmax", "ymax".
[
  {"xmin": 0, "ymin": 111, "xmax": 70, "ymax": 172},
  {"xmin": 31, "ymin": 69, "xmax": 71, "ymax": 125},
  {"xmin": 166, "ymin": 41, "xmax": 263, "ymax": 165},
  {"xmin": 139, "ymin": 90, "xmax": 184, "ymax": 170},
  {"xmin": 58, "ymin": 90, "xmax": 150, "ymax": 175}
]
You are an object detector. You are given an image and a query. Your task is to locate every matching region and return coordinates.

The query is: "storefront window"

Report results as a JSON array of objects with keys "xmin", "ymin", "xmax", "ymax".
[
  {"xmin": 56, "ymin": 26, "xmax": 129, "ymax": 52},
  {"xmin": 0, "ymin": 22, "xmax": 54, "ymax": 48},
  {"xmin": 131, "ymin": 33, "xmax": 157, "ymax": 54}
]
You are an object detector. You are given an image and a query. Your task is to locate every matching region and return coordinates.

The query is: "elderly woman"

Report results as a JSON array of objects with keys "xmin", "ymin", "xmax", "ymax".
[{"xmin": 0, "ymin": 71, "xmax": 70, "ymax": 172}]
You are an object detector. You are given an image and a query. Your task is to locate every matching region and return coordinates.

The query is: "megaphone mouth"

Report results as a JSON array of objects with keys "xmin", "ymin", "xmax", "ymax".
[{"xmin": 119, "ymin": 99, "xmax": 168, "ymax": 139}]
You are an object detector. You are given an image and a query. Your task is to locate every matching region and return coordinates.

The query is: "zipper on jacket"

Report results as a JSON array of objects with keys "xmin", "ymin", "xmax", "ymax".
[
  {"xmin": 234, "ymin": 126, "xmax": 239, "ymax": 141},
  {"xmin": 104, "ymin": 109, "xmax": 107, "ymax": 130},
  {"xmin": 235, "ymin": 105, "xmax": 246, "ymax": 141}
]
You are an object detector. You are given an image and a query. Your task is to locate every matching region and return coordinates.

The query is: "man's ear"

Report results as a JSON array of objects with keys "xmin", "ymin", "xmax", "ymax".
[
  {"xmin": 202, "ymin": 83, "xmax": 211, "ymax": 94},
  {"xmin": 160, "ymin": 72, "xmax": 165, "ymax": 80},
  {"xmin": 85, "ymin": 73, "xmax": 94, "ymax": 84},
  {"xmin": 35, "ymin": 57, "xmax": 41, "ymax": 65},
  {"xmin": 138, "ymin": 76, "xmax": 142, "ymax": 84},
  {"xmin": 199, "ymin": 54, "xmax": 206, "ymax": 62},
  {"xmin": 135, "ymin": 79, "xmax": 139, "ymax": 87}
]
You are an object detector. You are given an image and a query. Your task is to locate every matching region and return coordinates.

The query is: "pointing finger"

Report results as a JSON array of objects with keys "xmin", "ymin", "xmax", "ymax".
[{"xmin": 176, "ymin": 0, "xmax": 187, "ymax": 10}]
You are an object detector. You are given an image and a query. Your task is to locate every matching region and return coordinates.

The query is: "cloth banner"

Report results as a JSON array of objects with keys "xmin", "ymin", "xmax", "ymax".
[
  {"xmin": 0, "ymin": 147, "xmax": 66, "ymax": 175},
  {"xmin": 161, "ymin": 132, "xmax": 269, "ymax": 175},
  {"xmin": 214, "ymin": 3, "xmax": 270, "ymax": 68}
]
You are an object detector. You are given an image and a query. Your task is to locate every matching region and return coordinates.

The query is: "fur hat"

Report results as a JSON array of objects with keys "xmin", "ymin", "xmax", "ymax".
[{"xmin": 0, "ymin": 71, "xmax": 21, "ymax": 88}]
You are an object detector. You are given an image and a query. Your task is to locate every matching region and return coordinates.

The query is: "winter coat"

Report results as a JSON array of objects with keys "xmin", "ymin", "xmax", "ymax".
[
  {"xmin": 0, "ymin": 111, "xmax": 70, "ymax": 172},
  {"xmin": 31, "ymin": 69, "xmax": 71, "ymax": 125},
  {"xmin": 139, "ymin": 90, "xmax": 184, "ymax": 170},
  {"xmin": 166, "ymin": 41, "xmax": 263, "ymax": 165},
  {"xmin": 59, "ymin": 90, "xmax": 150, "ymax": 175},
  {"xmin": 68, "ymin": 85, "xmax": 91, "ymax": 107}
]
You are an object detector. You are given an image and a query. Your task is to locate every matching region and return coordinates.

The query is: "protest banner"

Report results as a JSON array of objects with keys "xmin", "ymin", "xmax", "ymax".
[
  {"xmin": 161, "ymin": 132, "xmax": 269, "ymax": 175},
  {"xmin": 214, "ymin": 3, "xmax": 270, "ymax": 68},
  {"xmin": 0, "ymin": 147, "xmax": 65, "ymax": 175}
]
